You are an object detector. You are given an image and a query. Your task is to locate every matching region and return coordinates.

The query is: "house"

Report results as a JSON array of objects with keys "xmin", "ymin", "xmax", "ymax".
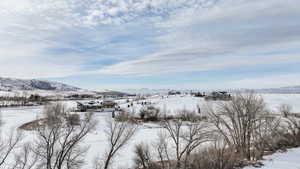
[
  {"xmin": 204, "ymin": 91, "xmax": 231, "ymax": 101},
  {"xmin": 192, "ymin": 92, "xmax": 206, "ymax": 97},
  {"xmin": 76, "ymin": 99, "xmax": 118, "ymax": 112},
  {"xmin": 168, "ymin": 90, "xmax": 181, "ymax": 95},
  {"xmin": 102, "ymin": 100, "xmax": 118, "ymax": 112}
]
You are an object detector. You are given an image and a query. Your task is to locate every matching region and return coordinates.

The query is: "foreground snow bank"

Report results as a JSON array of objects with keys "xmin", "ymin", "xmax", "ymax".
[{"xmin": 245, "ymin": 148, "xmax": 300, "ymax": 169}]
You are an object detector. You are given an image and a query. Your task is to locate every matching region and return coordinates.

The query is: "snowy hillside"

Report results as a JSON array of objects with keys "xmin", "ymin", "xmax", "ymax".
[{"xmin": 0, "ymin": 77, "xmax": 80, "ymax": 91}]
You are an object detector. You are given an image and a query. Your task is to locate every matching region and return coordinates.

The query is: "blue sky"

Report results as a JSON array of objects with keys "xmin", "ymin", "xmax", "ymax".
[{"xmin": 0, "ymin": 0, "xmax": 300, "ymax": 90}]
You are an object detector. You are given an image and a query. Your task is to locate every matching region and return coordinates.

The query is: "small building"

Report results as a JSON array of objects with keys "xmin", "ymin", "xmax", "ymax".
[
  {"xmin": 102, "ymin": 100, "xmax": 118, "ymax": 112},
  {"xmin": 168, "ymin": 90, "xmax": 181, "ymax": 95},
  {"xmin": 76, "ymin": 100, "xmax": 117, "ymax": 112},
  {"xmin": 204, "ymin": 91, "xmax": 231, "ymax": 101},
  {"xmin": 192, "ymin": 92, "xmax": 206, "ymax": 97}
]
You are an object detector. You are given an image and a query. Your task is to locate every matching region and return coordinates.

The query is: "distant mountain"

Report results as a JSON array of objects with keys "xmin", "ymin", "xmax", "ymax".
[
  {"xmin": 0, "ymin": 77, "xmax": 81, "ymax": 92},
  {"xmin": 255, "ymin": 86, "xmax": 300, "ymax": 93},
  {"xmin": 122, "ymin": 88, "xmax": 175, "ymax": 95},
  {"xmin": 123, "ymin": 86, "xmax": 300, "ymax": 95},
  {"xmin": 96, "ymin": 90, "xmax": 131, "ymax": 96},
  {"xmin": 122, "ymin": 88, "xmax": 195, "ymax": 95}
]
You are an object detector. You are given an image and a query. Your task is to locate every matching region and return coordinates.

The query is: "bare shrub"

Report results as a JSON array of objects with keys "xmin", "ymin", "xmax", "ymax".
[
  {"xmin": 115, "ymin": 109, "xmax": 135, "ymax": 122},
  {"xmin": 175, "ymin": 110, "xmax": 206, "ymax": 122},
  {"xmin": 44, "ymin": 103, "xmax": 67, "ymax": 126},
  {"xmin": 176, "ymin": 110, "xmax": 197, "ymax": 122},
  {"xmin": 279, "ymin": 105, "xmax": 300, "ymax": 147},
  {"xmin": 66, "ymin": 114, "xmax": 81, "ymax": 126},
  {"xmin": 139, "ymin": 106, "xmax": 161, "ymax": 122},
  {"xmin": 252, "ymin": 114, "xmax": 282, "ymax": 158},
  {"xmin": 190, "ymin": 138, "xmax": 239, "ymax": 169}
]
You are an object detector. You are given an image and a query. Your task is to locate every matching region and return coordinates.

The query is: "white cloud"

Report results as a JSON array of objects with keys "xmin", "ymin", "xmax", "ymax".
[
  {"xmin": 0, "ymin": 0, "xmax": 299, "ymax": 91},
  {"xmin": 96, "ymin": 0, "xmax": 300, "ymax": 75},
  {"xmin": 97, "ymin": 52, "xmax": 300, "ymax": 75},
  {"xmin": 0, "ymin": 0, "xmax": 216, "ymax": 79}
]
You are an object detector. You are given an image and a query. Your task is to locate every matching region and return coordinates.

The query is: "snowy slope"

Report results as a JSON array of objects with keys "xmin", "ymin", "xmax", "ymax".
[{"xmin": 0, "ymin": 77, "xmax": 80, "ymax": 91}]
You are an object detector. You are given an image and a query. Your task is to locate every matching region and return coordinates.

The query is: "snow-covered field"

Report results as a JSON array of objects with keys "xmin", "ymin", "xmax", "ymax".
[
  {"xmin": 261, "ymin": 94, "xmax": 300, "ymax": 113},
  {"xmin": 1, "ymin": 94, "xmax": 300, "ymax": 168}
]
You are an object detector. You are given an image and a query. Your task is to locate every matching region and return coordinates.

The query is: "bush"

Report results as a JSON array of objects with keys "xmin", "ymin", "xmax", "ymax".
[
  {"xmin": 44, "ymin": 103, "xmax": 67, "ymax": 126},
  {"xmin": 190, "ymin": 144, "xmax": 241, "ymax": 169},
  {"xmin": 139, "ymin": 106, "xmax": 160, "ymax": 122},
  {"xmin": 115, "ymin": 109, "xmax": 136, "ymax": 123},
  {"xmin": 175, "ymin": 110, "xmax": 206, "ymax": 122},
  {"xmin": 66, "ymin": 114, "xmax": 80, "ymax": 126}
]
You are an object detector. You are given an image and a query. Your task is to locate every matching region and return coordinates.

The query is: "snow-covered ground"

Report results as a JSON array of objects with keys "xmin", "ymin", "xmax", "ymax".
[
  {"xmin": 245, "ymin": 147, "xmax": 300, "ymax": 169},
  {"xmin": 120, "ymin": 95, "xmax": 206, "ymax": 116},
  {"xmin": 260, "ymin": 94, "xmax": 300, "ymax": 113},
  {"xmin": 0, "ymin": 94, "xmax": 300, "ymax": 168},
  {"xmin": 120, "ymin": 94, "xmax": 300, "ymax": 115}
]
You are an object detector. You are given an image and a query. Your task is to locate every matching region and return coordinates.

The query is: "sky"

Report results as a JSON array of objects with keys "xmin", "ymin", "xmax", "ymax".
[{"xmin": 0, "ymin": 0, "xmax": 300, "ymax": 91}]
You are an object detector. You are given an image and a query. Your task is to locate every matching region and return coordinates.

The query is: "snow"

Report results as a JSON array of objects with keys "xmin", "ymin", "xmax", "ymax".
[
  {"xmin": 0, "ymin": 94, "xmax": 300, "ymax": 169},
  {"xmin": 121, "ymin": 94, "xmax": 300, "ymax": 117},
  {"xmin": 120, "ymin": 95, "xmax": 205, "ymax": 116},
  {"xmin": 245, "ymin": 148, "xmax": 300, "ymax": 169},
  {"xmin": 260, "ymin": 94, "xmax": 300, "ymax": 113}
]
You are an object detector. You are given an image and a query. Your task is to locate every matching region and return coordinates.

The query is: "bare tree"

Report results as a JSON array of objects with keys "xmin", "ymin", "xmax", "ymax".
[
  {"xmin": 32, "ymin": 103, "xmax": 96, "ymax": 169},
  {"xmin": 153, "ymin": 132, "xmax": 171, "ymax": 169},
  {"xmin": 252, "ymin": 114, "xmax": 281, "ymax": 159},
  {"xmin": 10, "ymin": 143, "xmax": 38, "ymax": 169},
  {"xmin": 95, "ymin": 119, "xmax": 137, "ymax": 169},
  {"xmin": 0, "ymin": 129, "xmax": 23, "ymax": 167},
  {"xmin": 278, "ymin": 104, "xmax": 300, "ymax": 146},
  {"xmin": 207, "ymin": 92, "xmax": 271, "ymax": 161},
  {"xmin": 278, "ymin": 104, "xmax": 292, "ymax": 118},
  {"xmin": 161, "ymin": 119, "xmax": 211, "ymax": 169},
  {"xmin": 134, "ymin": 143, "xmax": 155, "ymax": 169}
]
